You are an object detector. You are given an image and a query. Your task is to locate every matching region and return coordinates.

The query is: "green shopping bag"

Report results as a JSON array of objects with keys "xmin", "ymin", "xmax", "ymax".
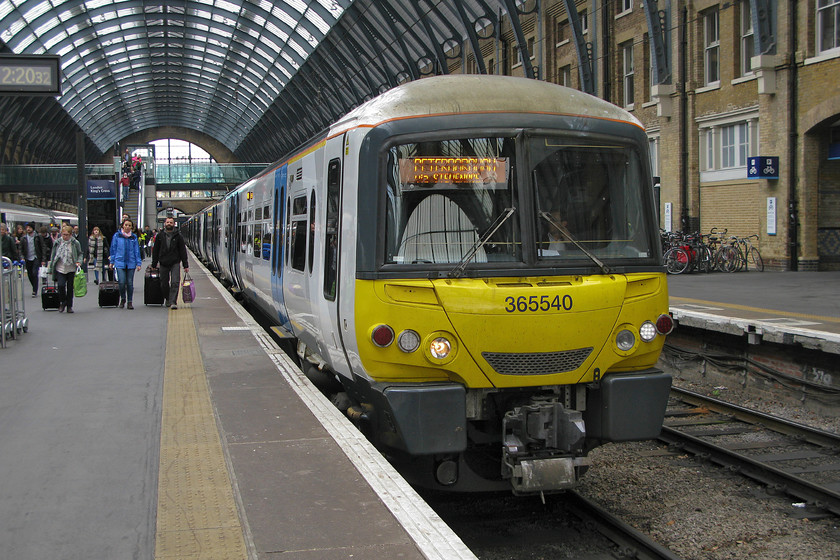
[{"xmin": 74, "ymin": 266, "xmax": 88, "ymax": 298}]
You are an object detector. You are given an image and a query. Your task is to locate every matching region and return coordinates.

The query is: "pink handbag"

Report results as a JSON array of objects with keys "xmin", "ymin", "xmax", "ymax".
[{"xmin": 182, "ymin": 271, "xmax": 196, "ymax": 303}]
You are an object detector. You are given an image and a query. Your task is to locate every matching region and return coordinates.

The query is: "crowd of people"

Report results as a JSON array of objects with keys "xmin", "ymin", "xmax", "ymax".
[{"xmin": 0, "ymin": 215, "xmax": 188, "ymax": 314}]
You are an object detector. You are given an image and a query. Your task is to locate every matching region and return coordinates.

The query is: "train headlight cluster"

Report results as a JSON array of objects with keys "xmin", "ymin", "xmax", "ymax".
[{"xmin": 370, "ymin": 324, "xmax": 457, "ymax": 364}]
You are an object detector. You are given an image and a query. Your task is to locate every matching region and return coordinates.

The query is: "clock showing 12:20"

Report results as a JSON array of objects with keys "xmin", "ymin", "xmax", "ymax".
[{"xmin": 0, "ymin": 54, "xmax": 61, "ymax": 95}]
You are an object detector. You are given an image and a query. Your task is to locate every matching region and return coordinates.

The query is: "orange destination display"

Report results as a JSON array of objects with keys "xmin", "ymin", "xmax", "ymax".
[{"xmin": 399, "ymin": 157, "xmax": 508, "ymax": 186}]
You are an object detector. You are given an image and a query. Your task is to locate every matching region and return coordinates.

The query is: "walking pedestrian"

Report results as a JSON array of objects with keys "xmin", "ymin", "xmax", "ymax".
[
  {"xmin": 47, "ymin": 225, "xmax": 82, "ymax": 313},
  {"xmin": 109, "ymin": 218, "xmax": 142, "ymax": 309},
  {"xmin": 19, "ymin": 222, "xmax": 40, "ymax": 296},
  {"xmin": 87, "ymin": 226, "xmax": 109, "ymax": 285},
  {"xmin": 151, "ymin": 217, "xmax": 189, "ymax": 309}
]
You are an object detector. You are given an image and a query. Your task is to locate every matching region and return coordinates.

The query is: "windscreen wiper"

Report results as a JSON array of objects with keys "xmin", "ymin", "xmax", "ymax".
[
  {"xmin": 539, "ymin": 211, "xmax": 611, "ymax": 274},
  {"xmin": 448, "ymin": 207, "xmax": 516, "ymax": 278}
]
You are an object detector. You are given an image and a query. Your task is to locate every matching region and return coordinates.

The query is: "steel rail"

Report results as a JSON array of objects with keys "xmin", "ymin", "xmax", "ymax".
[
  {"xmin": 566, "ymin": 491, "xmax": 684, "ymax": 560},
  {"xmin": 662, "ymin": 387, "xmax": 840, "ymax": 516}
]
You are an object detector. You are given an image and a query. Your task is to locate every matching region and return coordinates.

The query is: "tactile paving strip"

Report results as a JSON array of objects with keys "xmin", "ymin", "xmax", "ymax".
[{"xmin": 155, "ymin": 308, "xmax": 247, "ymax": 559}]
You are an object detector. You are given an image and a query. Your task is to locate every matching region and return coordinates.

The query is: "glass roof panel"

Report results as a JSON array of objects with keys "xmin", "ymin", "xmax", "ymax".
[{"xmin": 0, "ymin": 0, "xmax": 512, "ymax": 159}]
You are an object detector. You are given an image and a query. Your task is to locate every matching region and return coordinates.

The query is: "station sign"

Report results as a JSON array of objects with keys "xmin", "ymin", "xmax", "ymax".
[
  {"xmin": 87, "ymin": 179, "xmax": 115, "ymax": 200},
  {"xmin": 748, "ymin": 156, "xmax": 779, "ymax": 180}
]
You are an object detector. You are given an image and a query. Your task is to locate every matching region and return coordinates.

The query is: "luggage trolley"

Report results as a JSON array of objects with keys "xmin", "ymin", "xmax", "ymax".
[{"xmin": 1, "ymin": 257, "xmax": 19, "ymax": 347}]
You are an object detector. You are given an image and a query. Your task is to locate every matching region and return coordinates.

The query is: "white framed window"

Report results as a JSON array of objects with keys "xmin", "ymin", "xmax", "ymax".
[
  {"xmin": 619, "ymin": 0, "xmax": 633, "ymax": 15},
  {"xmin": 622, "ymin": 42, "xmax": 634, "ymax": 107},
  {"xmin": 704, "ymin": 8, "xmax": 720, "ymax": 86},
  {"xmin": 741, "ymin": 1, "xmax": 755, "ymax": 75},
  {"xmin": 698, "ymin": 109, "xmax": 759, "ymax": 182},
  {"xmin": 720, "ymin": 123, "xmax": 749, "ymax": 168},
  {"xmin": 581, "ymin": 10, "xmax": 588, "ymax": 34},
  {"xmin": 818, "ymin": 0, "xmax": 840, "ymax": 54}
]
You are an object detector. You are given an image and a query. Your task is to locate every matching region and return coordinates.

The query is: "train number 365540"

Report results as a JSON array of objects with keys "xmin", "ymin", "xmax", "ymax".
[{"xmin": 504, "ymin": 294, "xmax": 573, "ymax": 313}]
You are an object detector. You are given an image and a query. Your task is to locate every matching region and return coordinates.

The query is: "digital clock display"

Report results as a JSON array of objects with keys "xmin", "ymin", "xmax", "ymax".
[
  {"xmin": 399, "ymin": 157, "xmax": 508, "ymax": 187},
  {"xmin": 0, "ymin": 55, "xmax": 61, "ymax": 95}
]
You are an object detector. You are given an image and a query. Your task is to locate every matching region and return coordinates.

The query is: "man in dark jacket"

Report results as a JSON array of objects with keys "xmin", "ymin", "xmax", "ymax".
[
  {"xmin": 0, "ymin": 223, "xmax": 19, "ymax": 262},
  {"xmin": 151, "ymin": 217, "xmax": 189, "ymax": 309}
]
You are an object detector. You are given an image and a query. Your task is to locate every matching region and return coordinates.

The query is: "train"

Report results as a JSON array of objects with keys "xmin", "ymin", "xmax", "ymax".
[
  {"xmin": 0, "ymin": 202, "xmax": 78, "ymax": 232},
  {"xmin": 185, "ymin": 75, "xmax": 674, "ymax": 494}
]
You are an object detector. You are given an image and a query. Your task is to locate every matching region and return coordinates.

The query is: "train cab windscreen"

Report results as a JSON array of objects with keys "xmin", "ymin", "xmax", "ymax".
[{"xmin": 383, "ymin": 134, "xmax": 655, "ymax": 270}]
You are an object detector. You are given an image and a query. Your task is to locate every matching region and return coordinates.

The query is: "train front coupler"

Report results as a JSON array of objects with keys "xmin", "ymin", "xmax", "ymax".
[{"xmin": 501, "ymin": 400, "xmax": 591, "ymax": 495}]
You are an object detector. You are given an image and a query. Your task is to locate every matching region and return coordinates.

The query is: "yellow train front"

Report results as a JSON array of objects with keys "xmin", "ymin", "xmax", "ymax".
[{"xmin": 328, "ymin": 76, "xmax": 673, "ymax": 494}]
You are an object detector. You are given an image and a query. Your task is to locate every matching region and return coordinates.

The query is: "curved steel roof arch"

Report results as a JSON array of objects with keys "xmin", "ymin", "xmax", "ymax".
[
  {"xmin": 1, "ymin": 0, "xmax": 542, "ymax": 164},
  {"xmin": 0, "ymin": 0, "xmax": 352, "ymax": 155}
]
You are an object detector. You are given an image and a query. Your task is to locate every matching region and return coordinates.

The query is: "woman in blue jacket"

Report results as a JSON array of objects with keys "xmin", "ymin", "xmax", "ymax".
[{"xmin": 109, "ymin": 218, "xmax": 142, "ymax": 309}]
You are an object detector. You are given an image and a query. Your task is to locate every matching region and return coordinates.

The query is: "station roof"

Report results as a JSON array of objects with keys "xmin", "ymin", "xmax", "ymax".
[{"xmin": 0, "ymin": 0, "xmax": 532, "ymax": 164}]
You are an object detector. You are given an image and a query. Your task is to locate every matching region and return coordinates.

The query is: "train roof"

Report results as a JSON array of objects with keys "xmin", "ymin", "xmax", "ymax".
[{"xmin": 331, "ymin": 75, "xmax": 643, "ymax": 133}]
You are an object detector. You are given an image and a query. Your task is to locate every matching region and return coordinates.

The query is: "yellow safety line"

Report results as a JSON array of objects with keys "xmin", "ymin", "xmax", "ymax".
[
  {"xmin": 671, "ymin": 296, "xmax": 840, "ymax": 324},
  {"xmin": 155, "ymin": 307, "xmax": 247, "ymax": 559}
]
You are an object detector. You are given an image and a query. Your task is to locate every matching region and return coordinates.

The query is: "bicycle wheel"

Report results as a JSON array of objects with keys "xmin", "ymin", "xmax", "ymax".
[
  {"xmin": 749, "ymin": 247, "xmax": 764, "ymax": 271},
  {"xmin": 697, "ymin": 245, "xmax": 713, "ymax": 273},
  {"xmin": 664, "ymin": 247, "xmax": 690, "ymax": 274},
  {"xmin": 715, "ymin": 246, "xmax": 739, "ymax": 273}
]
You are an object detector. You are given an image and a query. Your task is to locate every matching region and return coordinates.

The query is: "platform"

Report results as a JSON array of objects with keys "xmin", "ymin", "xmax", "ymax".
[
  {"xmin": 0, "ymin": 256, "xmax": 475, "ymax": 559},
  {"xmin": 667, "ymin": 271, "xmax": 840, "ymax": 354}
]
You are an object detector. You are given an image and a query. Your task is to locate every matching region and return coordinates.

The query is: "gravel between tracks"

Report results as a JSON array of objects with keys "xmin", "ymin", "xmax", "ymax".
[{"xmin": 574, "ymin": 372, "xmax": 840, "ymax": 560}]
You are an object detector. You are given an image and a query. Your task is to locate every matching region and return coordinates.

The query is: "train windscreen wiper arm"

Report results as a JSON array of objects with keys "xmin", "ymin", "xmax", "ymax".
[
  {"xmin": 539, "ymin": 211, "xmax": 611, "ymax": 274},
  {"xmin": 448, "ymin": 207, "xmax": 516, "ymax": 278}
]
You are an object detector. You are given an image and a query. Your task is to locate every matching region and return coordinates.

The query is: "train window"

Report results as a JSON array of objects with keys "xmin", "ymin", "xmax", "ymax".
[
  {"xmin": 385, "ymin": 137, "xmax": 520, "ymax": 265},
  {"xmin": 253, "ymin": 224, "xmax": 262, "ymax": 256},
  {"xmin": 290, "ymin": 195, "xmax": 307, "ymax": 271},
  {"xmin": 324, "ymin": 159, "xmax": 340, "ymax": 300},
  {"xmin": 308, "ymin": 192, "xmax": 316, "ymax": 274},
  {"xmin": 529, "ymin": 135, "xmax": 653, "ymax": 262},
  {"xmin": 262, "ymin": 230, "xmax": 271, "ymax": 260},
  {"xmin": 264, "ymin": 205, "xmax": 270, "ymax": 219},
  {"xmin": 256, "ymin": 207, "xmax": 263, "ymax": 221}
]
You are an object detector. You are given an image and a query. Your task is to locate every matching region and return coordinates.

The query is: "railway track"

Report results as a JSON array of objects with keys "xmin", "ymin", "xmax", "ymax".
[
  {"xmin": 422, "ymin": 489, "xmax": 682, "ymax": 560},
  {"xmin": 661, "ymin": 386, "xmax": 840, "ymax": 516}
]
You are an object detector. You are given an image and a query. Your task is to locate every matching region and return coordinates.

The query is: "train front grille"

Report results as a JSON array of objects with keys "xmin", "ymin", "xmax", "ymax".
[{"xmin": 482, "ymin": 348, "xmax": 593, "ymax": 376}]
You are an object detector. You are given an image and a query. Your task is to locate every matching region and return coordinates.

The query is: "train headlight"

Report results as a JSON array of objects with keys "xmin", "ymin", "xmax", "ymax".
[
  {"xmin": 639, "ymin": 321, "xmax": 657, "ymax": 342},
  {"xmin": 616, "ymin": 329, "xmax": 636, "ymax": 351},
  {"xmin": 430, "ymin": 337, "xmax": 452, "ymax": 359},
  {"xmin": 397, "ymin": 330, "xmax": 421, "ymax": 353},
  {"xmin": 371, "ymin": 324, "xmax": 394, "ymax": 347}
]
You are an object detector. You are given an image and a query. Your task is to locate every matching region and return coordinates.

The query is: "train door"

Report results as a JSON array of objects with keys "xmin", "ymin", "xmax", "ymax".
[
  {"xmin": 314, "ymin": 136, "xmax": 351, "ymax": 377},
  {"xmin": 232, "ymin": 193, "xmax": 244, "ymax": 290},
  {"xmin": 271, "ymin": 165, "xmax": 291, "ymax": 332},
  {"xmin": 283, "ymin": 165, "xmax": 311, "ymax": 341}
]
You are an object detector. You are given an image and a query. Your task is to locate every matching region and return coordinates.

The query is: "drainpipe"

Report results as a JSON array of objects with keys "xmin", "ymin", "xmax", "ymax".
[
  {"xmin": 679, "ymin": 6, "xmax": 689, "ymax": 232},
  {"xmin": 787, "ymin": 0, "xmax": 799, "ymax": 270}
]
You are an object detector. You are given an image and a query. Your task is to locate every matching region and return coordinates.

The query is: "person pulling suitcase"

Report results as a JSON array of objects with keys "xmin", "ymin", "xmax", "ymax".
[
  {"xmin": 109, "ymin": 218, "xmax": 142, "ymax": 309},
  {"xmin": 151, "ymin": 217, "xmax": 189, "ymax": 309}
]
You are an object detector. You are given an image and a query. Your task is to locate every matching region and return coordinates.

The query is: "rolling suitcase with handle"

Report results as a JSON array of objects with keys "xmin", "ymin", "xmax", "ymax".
[
  {"xmin": 98, "ymin": 281, "xmax": 120, "ymax": 307},
  {"xmin": 144, "ymin": 266, "xmax": 165, "ymax": 306},
  {"xmin": 41, "ymin": 277, "xmax": 60, "ymax": 310}
]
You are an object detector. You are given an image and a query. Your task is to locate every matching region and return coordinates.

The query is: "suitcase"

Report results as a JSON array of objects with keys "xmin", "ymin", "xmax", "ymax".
[
  {"xmin": 41, "ymin": 278, "xmax": 61, "ymax": 310},
  {"xmin": 144, "ymin": 266, "xmax": 165, "ymax": 306},
  {"xmin": 98, "ymin": 281, "xmax": 120, "ymax": 307}
]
